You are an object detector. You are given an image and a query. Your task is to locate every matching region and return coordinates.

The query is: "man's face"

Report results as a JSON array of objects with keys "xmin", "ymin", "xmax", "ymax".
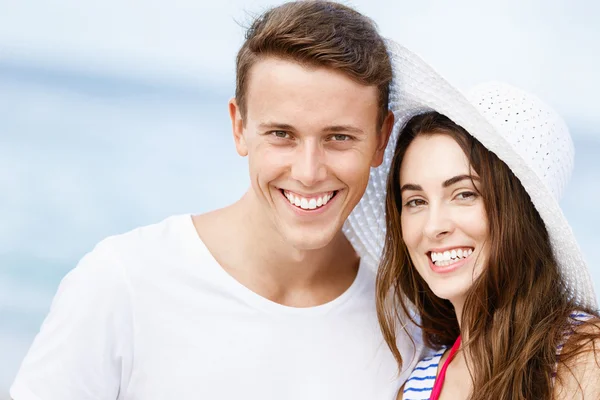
[{"xmin": 230, "ymin": 57, "xmax": 392, "ymax": 251}]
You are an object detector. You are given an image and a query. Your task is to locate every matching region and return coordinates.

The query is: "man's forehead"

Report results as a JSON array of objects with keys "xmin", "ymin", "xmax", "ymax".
[
  {"xmin": 246, "ymin": 59, "xmax": 378, "ymax": 111},
  {"xmin": 246, "ymin": 56, "xmax": 378, "ymax": 96}
]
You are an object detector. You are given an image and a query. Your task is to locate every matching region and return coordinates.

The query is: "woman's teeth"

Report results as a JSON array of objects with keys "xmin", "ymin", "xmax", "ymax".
[
  {"xmin": 430, "ymin": 248, "xmax": 473, "ymax": 266},
  {"xmin": 284, "ymin": 191, "xmax": 335, "ymax": 210}
]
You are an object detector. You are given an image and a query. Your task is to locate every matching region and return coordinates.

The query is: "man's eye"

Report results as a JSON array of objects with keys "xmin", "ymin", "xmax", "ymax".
[
  {"xmin": 271, "ymin": 131, "xmax": 289, "ymax": 139},
  {"xmin": 331, "ymin": 134, "xmax": 351, "ymax": 141}
]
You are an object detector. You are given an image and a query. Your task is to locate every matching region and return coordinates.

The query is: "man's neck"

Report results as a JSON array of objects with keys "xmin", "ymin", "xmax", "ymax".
[{"xmin": 193, "ymin": 192, "xmax": 360, "ymax": 307}]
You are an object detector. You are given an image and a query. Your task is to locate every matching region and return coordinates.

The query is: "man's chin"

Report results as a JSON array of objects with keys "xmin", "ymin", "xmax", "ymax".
[{"xmin": 281, "ymin": 227, "xmax": 340, "ymax": 252}]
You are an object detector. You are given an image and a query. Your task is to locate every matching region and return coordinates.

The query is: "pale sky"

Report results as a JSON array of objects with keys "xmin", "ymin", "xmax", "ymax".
[{"xmin": 1, "ymin": 0, "xmax": 599, "ymax": 133}]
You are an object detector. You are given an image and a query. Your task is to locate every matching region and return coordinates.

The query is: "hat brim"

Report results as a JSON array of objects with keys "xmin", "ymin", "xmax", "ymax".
[{"xmin": 343, "ymin": 40, "xmax": 597, "ymax": 309}]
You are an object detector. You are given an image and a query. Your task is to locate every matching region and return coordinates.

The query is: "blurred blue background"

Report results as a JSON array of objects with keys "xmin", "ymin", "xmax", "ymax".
[{"xmin": 1, "ymin": 0, "xmax": 599, "ymax": 394}]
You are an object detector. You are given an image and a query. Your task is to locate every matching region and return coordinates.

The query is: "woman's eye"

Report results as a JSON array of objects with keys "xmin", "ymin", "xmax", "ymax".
[
  {"xmin": 405, "ymin": 199, "xmax": 426, "ymax": 208},
  {"xmin": 455, "ymin": 191, "xmax": 477, "ymax": 200},
  {"xmin": 271, "ymin": 131, "xmax": 290, "ymax": 139}
]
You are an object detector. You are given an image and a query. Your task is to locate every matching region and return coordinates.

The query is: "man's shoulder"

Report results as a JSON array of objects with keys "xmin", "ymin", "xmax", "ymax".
[
  {"xmin": 100, "ymin": 214, "xmax": 193, "ymax": 253},
  {"xmin": 82, "ymin": 214, "xmax": 196, "ymax": 277}
]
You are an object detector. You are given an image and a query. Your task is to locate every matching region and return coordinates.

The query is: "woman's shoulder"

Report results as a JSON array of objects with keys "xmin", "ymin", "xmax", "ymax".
[{"xmin": 554, "ymin": 310, "xmax": 600, "ymax": 399}]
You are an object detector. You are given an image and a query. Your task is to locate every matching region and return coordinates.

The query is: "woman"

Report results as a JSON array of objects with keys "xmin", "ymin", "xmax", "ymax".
[{"xmin": 344, "ymin": 41, "xmax": 600, "ymax": 399}]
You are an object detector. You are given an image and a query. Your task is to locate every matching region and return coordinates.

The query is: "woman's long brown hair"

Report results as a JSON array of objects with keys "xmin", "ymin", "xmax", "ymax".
[{"xmin": 378, "ymin": 111, "xmax": 600, "ymax": 399}]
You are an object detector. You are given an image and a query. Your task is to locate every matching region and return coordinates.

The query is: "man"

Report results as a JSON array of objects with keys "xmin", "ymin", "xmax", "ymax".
[{"xmin": 11, "ymin": 2, "xmax": 421, "ymax": 399}]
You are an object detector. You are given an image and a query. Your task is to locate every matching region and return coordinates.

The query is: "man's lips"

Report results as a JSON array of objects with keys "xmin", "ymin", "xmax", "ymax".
[{"xmin": 280, "ymin": 189, "xmax": 339, "ymax": 211}]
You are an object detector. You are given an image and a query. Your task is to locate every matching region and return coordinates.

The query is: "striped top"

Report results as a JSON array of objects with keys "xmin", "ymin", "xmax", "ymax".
[
  {"xmin": 402, "ymin": 348, "xmax": 446, "ymax": 399},
  {"xmin": 401, "ymin": 312, "xmax": 592, "ymax": 400}
]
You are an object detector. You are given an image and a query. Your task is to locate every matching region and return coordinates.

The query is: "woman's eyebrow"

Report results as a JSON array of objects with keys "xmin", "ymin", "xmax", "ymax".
[
  {"xmin": 400, "ymin": 175, "xmax": 479, "ymax": 193},
  {"xmin": 442, "ymin": 174, "xmax": 479, "ymax": 188},
  {"xmin": 400, "ymin": 183, "xmax": 422, "ymax": 193}
]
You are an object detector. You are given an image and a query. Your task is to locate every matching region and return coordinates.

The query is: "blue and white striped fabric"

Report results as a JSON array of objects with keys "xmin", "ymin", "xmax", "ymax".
[{"xmin": 402, "ymin": 348, "xmax": 446, "ymax": 400}]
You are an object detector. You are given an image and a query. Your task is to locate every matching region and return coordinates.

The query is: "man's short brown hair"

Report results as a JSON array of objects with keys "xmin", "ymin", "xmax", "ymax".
[{"xmin": 235, "ymin": 1, "xmax": 392, "ymax": 128}]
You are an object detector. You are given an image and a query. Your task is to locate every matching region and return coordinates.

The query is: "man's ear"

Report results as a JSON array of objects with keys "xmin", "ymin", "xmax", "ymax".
[
  {"xmin": 229, "ymin": 98, "xmax": 248, "ymax": 157},
  {"xmin": 371, "ymin": 110, "xmax": 394, "ymax": 167}
]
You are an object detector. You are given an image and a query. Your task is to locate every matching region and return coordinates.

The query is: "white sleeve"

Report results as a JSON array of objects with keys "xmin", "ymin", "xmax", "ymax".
[{"xmin": 10, "ymin": 241, "xmax": 133, "ymax": 400}]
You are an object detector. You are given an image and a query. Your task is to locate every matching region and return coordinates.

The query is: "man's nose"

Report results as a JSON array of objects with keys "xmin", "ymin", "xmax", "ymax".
[{"xmin": 290, "ymin": 141, "xmax": 327, "ymax": 187}]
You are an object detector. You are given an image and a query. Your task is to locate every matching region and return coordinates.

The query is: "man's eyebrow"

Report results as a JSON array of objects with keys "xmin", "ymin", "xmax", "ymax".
[
  {"xmin": 257, "ymin": 123, "xmax": 365, "ymax": 135},
  {"xmin": 322, "ymin": 125, "xmax": 365, "ymax": 135},
  {"xmin": 258, "ymin": 122, "xmax": 295, "ymax": 131},
  {"xmin": 400, "ymin": 183, "xmax": 422, "ymax": 193},
  {"xmin": 442, "ymin": 174, "xmax": 480, "ymax": 188}
]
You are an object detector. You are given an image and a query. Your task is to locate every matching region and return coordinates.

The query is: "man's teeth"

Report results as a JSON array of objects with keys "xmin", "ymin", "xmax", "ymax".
[
  {"xmin": 431, "ymin": 248, "xmax": 473, "ymax": 266},
  {"xmin": 284, "ymin": 191, "xmax": 334, "ymax": 210}
]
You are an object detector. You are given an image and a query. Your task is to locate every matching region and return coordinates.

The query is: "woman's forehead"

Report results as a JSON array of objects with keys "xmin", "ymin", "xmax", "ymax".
[{"xmin": 399, "ymin": 134, "xmax": 474, "ymax": 185}]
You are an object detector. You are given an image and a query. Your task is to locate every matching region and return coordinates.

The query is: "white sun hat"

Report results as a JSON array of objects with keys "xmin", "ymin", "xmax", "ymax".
[{"xmin": 343, "ymin": 40, "xmax": 597, "ymax": 309}]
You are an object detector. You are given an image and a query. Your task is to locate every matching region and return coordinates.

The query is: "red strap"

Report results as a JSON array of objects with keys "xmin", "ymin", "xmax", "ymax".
[{"xmin": 429, "ymin": 336, "xmax": 461, "ymax": 400}]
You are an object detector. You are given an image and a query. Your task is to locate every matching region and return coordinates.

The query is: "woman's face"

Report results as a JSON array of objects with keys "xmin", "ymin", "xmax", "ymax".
[{"xmin": 399, "ymin": 133, "xmax": 490, "ymax": 311}]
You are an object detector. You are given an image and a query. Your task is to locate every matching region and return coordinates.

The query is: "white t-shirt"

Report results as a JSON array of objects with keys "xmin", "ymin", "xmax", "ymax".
[{"xmin": 11, "ymin": 214, "xmax": 423, "ymax": 400}]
